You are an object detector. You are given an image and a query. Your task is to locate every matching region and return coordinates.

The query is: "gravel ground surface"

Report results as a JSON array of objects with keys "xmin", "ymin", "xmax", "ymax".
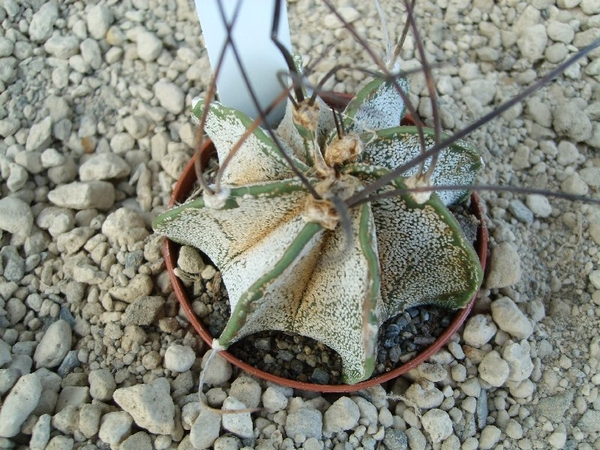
[{"xmin": 1, "ymin": 0, "xmax": 600, "ymax": 449}]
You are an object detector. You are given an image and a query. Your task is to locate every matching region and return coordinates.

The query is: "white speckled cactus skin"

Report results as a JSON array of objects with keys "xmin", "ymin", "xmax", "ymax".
[{"xmin": 152, "ymin": 72, "xmax": 484, "ymax": 384}]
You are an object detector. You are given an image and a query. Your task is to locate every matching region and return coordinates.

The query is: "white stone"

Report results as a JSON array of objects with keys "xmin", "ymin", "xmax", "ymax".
[
  {"xmin": 485, "ymin": 243, "xmax": 522, "ymax": 289},
  {"xmin": 29, "ymin": 414, "xmax": 51, "ymax": 450},
  {"xmin": 154, "ymin": 80, "xmax": 185, "ymax": 114},
  {"xmin": 0, "ymin": 197, "xmax": 33, "ymax": 235},
  {"xmin": 229, "ymin": 376, "xmax": 262, "ymax": 409},
  {"xmin": 517, "ymin": 24, "xmax": 547, "ymax": 62},
  {"xmin": 323, "ymin": 397, "xmax": 360, "ymax": 433},
  {"xmin": 33, "ymin": 320, "xmax": 72, "ymax": 369},
  {"xmin": 26, "ymin": 116, "xmax": 52, "ymax": 152},
  {"xmin": 478, "ymin": 351, "xmax": 509, "ymax": 387},
  {"xmin": 80, "ymin": 38, "xmax": 103, "ymax": 70},
  {"xmin": 491, "ymin": 297, "xmax": 533, "ymax": 339},
  {"xmin": 503, "ymin": 342, "xmax": 534, "ymax": 382},
  {"xmin": 262, "ymin": 386, "xmax": 289, "ymax": 411},
  {"xmin": 48, "ymin": 181, "xmax": 115, "ymax": 210},
  {"xmin": 190, "ymin": 406, "xmax": 221, "ymax": 449},
  {"xmin": 222, "ymin": 396, "xmax": 253, "ymax": 438},
  {"xmin": 89, "ymin": 368, "xmax": 116, "ymax": 401},
  {"xmin": 137, "ymin": 30, "xmax": 163, "ymax": 62},
  {"xmin": 479, "ymin": 425, "xmax": 501, "ymax": 449},
  {"xmin": 404, "ymin": 382, "xmax": 444, "ymax": 409},
  {"xmin": 285, "ymin": 398, "xmax": 323, "ymax": 440},
  {"xmin": 547, "ymin": 21, "xmax": 574, "ymax": 44},
  {"xmin": 421, "ymin": 409, "xmax": 453, "ymax": 443},
  {"xmin": 87, "ymin": 4, "xmax": 113, "ymax": 40},
  {"xmin": 0, "ymin": 373, "xmax": 42, "ymax": 437},
  {"xmin": 553, "ymin": 102, "xmax": 593, "ymax": 142},
  {"xmin": 44, "ymin": 36, "xmax": 80, "ymax": 59},
  {"xmin": 102, "ymin": 207, "xmax": 149, "ymax": 247},
  {"xmin": 98, "ymin": 411, "xmax": 133, "ymax": 446},
  {"xmin": 561, "ymin": 173, "xmax": 589, "ymax": 196},
  {"xmin": 79, "ymin": 153, "xmax": 131, "ymax": 181},
  {"xmin": 463, "ymin": 314, "xmax": 497, "ymax": 347},
  {"xmin": 526, "ymin": 194, "xmax": 552, "ymax": 218},
  {"xmin": 113, "ymin": 377, "xmax": 175, "ymax": 434},
  {"xmin": 29, "ymin": 2, "xmax": 59, "ymax": 42},
  {"xmin": 201, "ymin": 350, "xmax": 233, "ymax": 386},
  {"xmin": 164, "ymin": 344, "xmax": 196, "ymax": 373}
]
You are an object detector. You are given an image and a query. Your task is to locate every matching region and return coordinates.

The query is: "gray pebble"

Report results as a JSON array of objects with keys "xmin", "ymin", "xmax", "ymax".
[
  {"xmin": 517, "ymin": 24, "xmax": 547, "ymax": 62},
  {"xmin": 0, "ymin": 373, "xmax": 42, "ymax": 438},
  {"xmin": 154, "ymin": 80, "xmax": 185, "ymax": 114},
  {"xmin": 285, "ymin": 398, "xmax": 323, "ymax": 440},
  {"xmin": 120, "ymin": 431, "xmax": 154, "ymax": 450},
  {"xmin": 0, "ymin": 341, "xmax": 10, "ymax": 366},
  {"xmin": 525, "ymin": 194, "xmax": 552, "ymax": 218},
  {"xmin": 404, "ymin": 382, "xmax": 444, "ymax": 409},
  {"xmin": 80, "ymin": 38, "xmax": 102, "ymax": 70},
  {"xmin": 110, "ymin": 132, "xmax": 135, "ymax": 154},
  {"xmin": 48, "ymin": 181, "xmax": 115, "ymax": 210},
  {"xmin": 229, "ymin": 376, "xmax": 262, "ymax": 409},
  {"xmin": 262, "ymin": 386, "xmax": 289, "ymax": 411},
  {"xmin": 383, "ymin": 428, "xmax": 408, "ymax": 450},
  {"xmin": 478, "ymin": 351, "xmax": 509, "ymax": 387},
  {"xmin": 29, "ymin": 414, "xmax": 51, "ymax": 450},
  {"xmin": 561, "ymin": 173, "xmax": 589, "ymax": 196},
  {"xmin": 26, "ymin": 116, "xmax": 52, "ymax": 152},
  {"xmin": 164, "ymin": 344, "xmax": 196, "ymax": 373},
  {"xmin": 87, "ymin": 5, "xmax": 113, "ymax": 40},
  {"xmin": 508, "ymin": 199, "xmax": 534, "ymax": 224},
  {"xmin": 178, "ymin": 246, "xmax": 205, "ymax": 274},
  {"xmin": 485, "ymin": 242, "xmax": 522, "ymax": 289},
  {"xmin": 553, "ymin": 101, "xmax": 593, "ymax": 142},
  {"xmin": 123, "ymin": 115, "xmax": 149, "ymax": 139},
  {"xmin": 14, "ymin": 151, "xmax": 43, "ymax": 174},
  {"xmin": 1, "ymin": 246, "xmax": 25, "ymax": 283},
  {"xmin": 29, "ymin": 2, "xmax": 59, "ymax": 43},
  {"xmin": 98, "ymin": 411, "xmax": 133, "ymax": 446},
  {"xmin": 190, "ymin": 406, "xmax": 221, "ymax": 449},
  {"xmin": 161, "ymin": 150, "xmax": 190, "ymax": 179},
  {"xmin": 36, "ymin": 206, "xmax": 75, "ymax": 237},
  {"xmin": 44, "ymin": 35, "xmax": 80, "ymax": 59},
  {"xmin": 577, "ymin": 410, "xmax": 600, "ymax": 433},
  {"xmin": 201, "ymin": 350, "xmax": 233, "ymax": 386},
  {"xmin": 0, "ymin": 37, "xmax": 14, "ymax": 57},
  {"xmin": 421, "ymin": 408, "xmax": 453, "ymax": 443},
  {"xmin": 79, "ymin": 153, "xmax": 131, "ymax": 181},
  {"xmin": 78, "ymin": 404, "xmax": 101, "ymax": 439},
  {"xmin": 222, "ymin": 396, "xmax": 253, "ymax": 438},
  {"xmin": 113, "ymin": 377, "xmax": 175, "ymax": 434},
  {"xmin": 0, "ymin": 369, "xmax": 20, "ymax": 396},
  {"xmin": 137, "ymin": 30, "xmax": 163, "ymax": 62},
  {"xmin": 0, "ymin": 196, "xmax": 33, "ymax": 235},
  {"xmin": 324, "ymin": 396, "xmax": 360, "ymax": 433},
  {"xmin": 479, "ymin": 425, "xmax": 501, "ymax": 449},
  {"xmin": 491, "ymin": 297, "xmax": 533, "ymax": 339},
  {"xmin": 34, "ymin": 319, "xmax": 72, "ymax": 369},
  {"xmin": 56, "ymin": 227, "xmax": 95, "ymax": 254},
  {"xmin": 0, "ymin": 118, "xmax": 20, "ymax": 137},
  {"xmin": 89, "ymin": 368, "xmax": 116, "ymax": 401},
  {"xmin": 463, "ymin": 314, "xmax": 497, "ymax": 348},
  {"xmin": 102, "ymin": 207, "xmax": 149, "ymax": 247},
  {"xmin": 502, "ymin": 342, "xmax": 534, "ymax": 382}
]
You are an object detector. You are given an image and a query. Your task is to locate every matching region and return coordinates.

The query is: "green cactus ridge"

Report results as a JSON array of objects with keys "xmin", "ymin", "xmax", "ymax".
[{"xmin": 153, "ymin": 74, "xmax": 484, "ymax": 384}]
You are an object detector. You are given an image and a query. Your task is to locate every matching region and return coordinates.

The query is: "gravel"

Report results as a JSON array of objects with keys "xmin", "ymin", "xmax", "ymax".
[{"xmin": 0, "ymin": 0, "xmax": 599, "ymax": 449}]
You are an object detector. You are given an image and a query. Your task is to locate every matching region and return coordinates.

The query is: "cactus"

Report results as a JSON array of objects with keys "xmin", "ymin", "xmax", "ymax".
[{"xmin": 152, "ymin": 72, "xmax": 484, "ymax": 384}]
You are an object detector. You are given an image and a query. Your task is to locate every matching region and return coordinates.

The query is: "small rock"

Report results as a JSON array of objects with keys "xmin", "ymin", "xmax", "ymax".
[
  {"xmin": 262, "ymin": 386, "xmax": 289, "ymax": 411},
  {"xmin": 417, "ymin": 362, "xmax": 447, "ymax": 382},
  {"xmin": 323, "ymin": 397, "xmax": 360, "ymax": 433},
  {"xmin": 201, "ymin": 350, "xmax": 233, "ymax": 386},
  {"xmin": 229, "ymin": 376, "xmax": 262, "ymax": 409},
  {"xmin": 34, "ymin": 319, "xmax": 72, "ymax": 369},
  {"xmin": 285, "ymin": 398, "xmax": 323, "ymax": 440},
  {"xmin": 56, "ymin": 227, "xmax": 95, "ymax": 254},
  {"xmin": 503, "ymin": 342, "xmax": 534, "ymax": 382},
  {"xmin": 113, "ymin": 377, "xmax": 175, "ymax": 434},
  {"xmin": 48, "ymin": 181, "xmax": 115, "ymax": 210},
  {"xmin": 491, "ymin": 297, "xmax": 533, "ymax": 339},
  {"xmin": 323, "ymin": 6, "xmax": 360, "ymax": 29},
  {"xmin": 102, "ymin": 207, "xmax": 149, "ymax": 247},
  {"xmin": 479, "ymin": 425, "xmax": 501, "ymax": 449},
  {"xmin": 553, "ymin": 102, "xmax": 593, "ymax": 142},
  {"xmin": 561, "ymin": 173, "xmax": 589, "ymax": 196},
  {"xmin": 29, "ymin": 2, "xmax": 59, "ymax": 42},
  {"xmin": 547, "ymin": 424, "xmax": 567, "ymax": 448},
  {"xmin": 222, "ymin": 396, "xmax": 253, "ymax": 438},
  {"xmin": 123, "ymin": 115, "xmax": 149, "ymax": 139},
  {"xmin": 190, "ymin": 406, "xmax": 221, "ymax": 449},
  {"xmin": 161, "ymin": 150, "xmax": 190, "ymax": 179},
  {"xmin": 1, "ymin": 246, "xmax": 25, "ymax": 283},
  {"xmin": 80, "ymin": 38, "xmax": 102, "ymax": 70},
  {"xmin": 485, "ymin": 242, "xmax": 521, "ymax": 289},
  {"xmin": 44, "ymin": 35, "xmax": 80, "ymax": 59},
  {"xmin": 164, "ymin": 344, "xmax": 196, "ymax": 373},
  {"xmin": 89, "ymin": 368, "xmax": 116, "ymax": 401},
  {"xmin": 536, "ymin": 390, "xmax": 574, "ymax": 422},
  {"xmin": 26, "ymin": 116, "xmax": 52, "ymax": 152},
  {"xmin": 406, "ymin": 428, "xmax": 426, "ymax": 450},
  {"xmin": 178, "ymin": 246, "xmax": 205, "ymax": 274},
  {"xmin": 121, "ymin": 295, "xmax": 164, "ymax": 326},
  {"xmin": 577, "ymin": 410, "xmax": 600, "ymax": 433},
  {"xmin": 478, "ymin": 351, "xmax": 510, "ymax": 387},
  {"xmin": 589, "ymin": 270, "xmax": 600, "ymax": 289},
  {"xmin": 109, "ymin": 274, "xmax": 154, "ymax": 303},
  {"xmin": 421, "ymin": 409, "xmax": 453, "ymax": 443},
  {"xmin": 382, "ymin": 429, "xmax": 408, "ymax": 450},
  {"xmin": 137, "ymin": 30, "xmax": 163, "ymax": 62},
  {"xmin": 526, "ymin": 194, "xmax": 552, "ymax": 218},
  {"xmin": 0, "ymin": 373, "xmax": 42, "ymax": 438},
  {"xmin": 517, "ymin": 24, "xmax": 547, "ymax": 62},
  {"xmin": 463, "ymin": 314, "xmax": 497, "ymax": 347},
  {"xmin": 508, "ymin": 199, "xmax": 534, "ymax": 224},
  {"xmin": 78, "ymin": 403, "xmax": 102, "ymax": 439},
  {"xmin": 154, "ymin": 80, "xmax": 185, "ymax": 114},
  {"xmin": 87, "ymin": 4, "xmax": 113, "ymax": 40},
  {"xmin": 404, "ymin": 382, "xmax": 444, "ymax": 409},
  {"xmin": 580, "ymin": 167, "xmax": 600, "ymax": 188},
  {"xmin": 30, "ymin": 414, "xmax": 51, "ymax": 450},
  {"xmin": 79, "ymin": 153, "xmax": 131, "ymax": 181},
  {"xmin": 98, "ymin": 411, "xmax": 133, "ymax": 446},
  {"xmin": 0, "ymin": 197, "xmax": 33, "ymax": 235}
]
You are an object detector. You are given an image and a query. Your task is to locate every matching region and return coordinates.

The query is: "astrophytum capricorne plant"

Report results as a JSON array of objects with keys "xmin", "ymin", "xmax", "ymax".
[{"xmin": 152, "ymin": 66, "xmax": 484, "ymax": 384}]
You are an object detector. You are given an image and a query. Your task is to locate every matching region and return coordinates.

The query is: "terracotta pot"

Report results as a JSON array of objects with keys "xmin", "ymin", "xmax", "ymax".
[{"xmin": 162, "ymin": 95, "xmax": 488, "ymax": 393}]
